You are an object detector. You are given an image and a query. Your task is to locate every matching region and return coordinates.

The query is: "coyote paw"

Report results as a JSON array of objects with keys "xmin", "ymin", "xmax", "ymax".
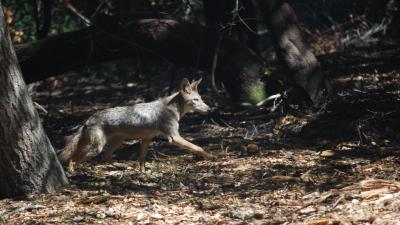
[
  {"xmin": 138, "ymin": 160, "xmax": 146, "ymax": 173},
  {"xmin": 67, "ymin": 161, "xmax": 75, "ymax": 173}
]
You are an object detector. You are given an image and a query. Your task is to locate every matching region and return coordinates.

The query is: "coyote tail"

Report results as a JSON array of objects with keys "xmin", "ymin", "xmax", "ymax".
[{"xmin": 58, "ymin": 126, "xmax": 83, "ymax": 164}]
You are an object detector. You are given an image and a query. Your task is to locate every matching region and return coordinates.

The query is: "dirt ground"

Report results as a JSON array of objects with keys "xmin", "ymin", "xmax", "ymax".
[{"xmin": 1, "ymin": 46, "xmax": 400, "ymax": 224}]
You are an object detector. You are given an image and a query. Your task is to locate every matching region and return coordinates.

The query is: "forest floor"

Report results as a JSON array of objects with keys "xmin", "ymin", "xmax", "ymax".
[{"xmin": 1, "ymin": 45, "xmax": 400, "ymax": 225}]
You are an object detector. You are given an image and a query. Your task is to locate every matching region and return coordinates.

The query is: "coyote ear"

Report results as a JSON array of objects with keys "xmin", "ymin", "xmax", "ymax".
[
  {"xmin": 190, "ymin": 77, "xmax": 202, "ymax": 91},
  {"xmin": 180, "ymin": 78, "xmax": 192, "ymax": 93}
]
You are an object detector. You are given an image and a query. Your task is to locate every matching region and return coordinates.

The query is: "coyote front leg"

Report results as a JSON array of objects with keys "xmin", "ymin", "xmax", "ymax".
[
  {"xmin": 169, "ymin": 135, "xmax": 215, "ymax": 159},
  {"xmin": 139, "ymin": 139, "xmax": 151, "ymax": 172}
]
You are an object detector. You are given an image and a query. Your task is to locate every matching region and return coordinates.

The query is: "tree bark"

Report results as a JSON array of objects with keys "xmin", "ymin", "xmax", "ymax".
[
  {"xmin": 16, "ymin": 18, "xmax": 265, "ymax": 103},
  {"xmin": 256, "ymin": 0, "xmax": 326, "ymax": 105},
  {"xmin": 0, "ymin": 3, "xmax": 68, "ymax": 199}
]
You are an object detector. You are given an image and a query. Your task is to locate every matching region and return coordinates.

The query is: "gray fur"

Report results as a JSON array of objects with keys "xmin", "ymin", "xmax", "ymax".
[{"xmin": 85, "ymin": 99, "xmax": 179, "ymax": 139}]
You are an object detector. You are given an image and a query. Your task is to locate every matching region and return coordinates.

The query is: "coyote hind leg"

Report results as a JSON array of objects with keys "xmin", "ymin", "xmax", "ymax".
[{"xmin": 139, "ymin": 139, "xmax": 151, "ymax": 172}]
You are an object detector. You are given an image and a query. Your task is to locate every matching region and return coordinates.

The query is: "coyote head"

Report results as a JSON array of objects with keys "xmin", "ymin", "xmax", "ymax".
[{"xmin": 180, "ymin": 78, "xmax": 210, "ymax": 114}]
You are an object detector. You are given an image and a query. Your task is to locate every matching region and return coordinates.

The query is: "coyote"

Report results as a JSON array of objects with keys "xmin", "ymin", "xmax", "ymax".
[{"xmin": 58, "ymin": 78, "xmax": 215, "ymax": 172}]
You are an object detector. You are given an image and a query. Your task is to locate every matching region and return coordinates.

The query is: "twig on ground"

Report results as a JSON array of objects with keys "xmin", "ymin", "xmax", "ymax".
[
  {"xmin": 244, "ymin": 124, "xmax": 258, "ymax": 140},
  {"xmin": 256, "ymin": 93, "xmax": 282, "ymax": 106},
  {"xmin": 15, "ymin": 204, "xmax": 44, "ymax": 212},
  {"xmin": 33, "ymin": 101, "xmax": 48, "ymax": 114},
  {"xmin": 219, "ymin": 119, "xmax": 235, "ymax": 129}
]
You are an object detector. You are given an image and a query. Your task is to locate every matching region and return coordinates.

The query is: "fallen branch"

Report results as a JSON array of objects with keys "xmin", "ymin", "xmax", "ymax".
[{"xmin": 16, "ymin": 17, "xmax": 265, "ymax": 102}]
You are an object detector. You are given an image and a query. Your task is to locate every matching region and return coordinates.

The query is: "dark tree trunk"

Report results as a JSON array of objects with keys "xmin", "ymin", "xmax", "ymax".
[
  {"xmin": 0, "ymin": 3, "xmax": 68, "ymax": 199},
  {"xmin": 30, "ymin": 0, "xmax": 53, "ymax": 39},
  {"xmin": 386, "ymin": 0, "xmax": 400, "ymax": 38},
  {"xmin": 256, "ymin": 0, "xmax": 327, "ymax": 106},
  {"xmin": 16, "ymin": 18, "xmax": 265, "ymax": 103}
]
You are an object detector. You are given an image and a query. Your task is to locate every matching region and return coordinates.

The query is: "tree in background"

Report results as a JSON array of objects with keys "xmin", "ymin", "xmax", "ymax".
[{"xmin": 257, "ymin": 0, "xmax": 327, "ymax": 105}]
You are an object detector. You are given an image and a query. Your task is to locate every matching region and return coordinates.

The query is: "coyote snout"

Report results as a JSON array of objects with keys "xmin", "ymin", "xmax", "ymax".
[
  {"xmin": 180, "ymin": 78, "xmax": 210, "ymax": 114},
  {"xmin": 192, "ymin": 98, "xmax": 210, "ymax": 113},
  {"xmin": 58, "ymin": 77, "xmax": 215, "ymax": 172}
]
